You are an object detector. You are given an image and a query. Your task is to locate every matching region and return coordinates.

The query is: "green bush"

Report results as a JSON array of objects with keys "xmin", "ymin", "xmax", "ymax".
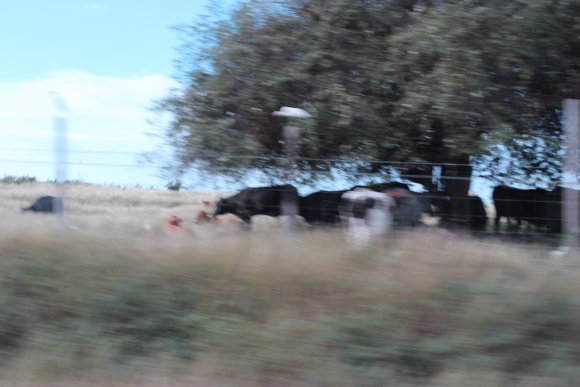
[
  {"xmin": 0, "ymin": 256, "xmax": 74, "ymax": 356},
  {"xmin": 0, "ymin": 175, "xmax": 37, "ymax": 184},
  {"xmin": 81, "ymin": 270, "xmax": 203, "ymax": 361},
  {"xmin": 165, "ymin": 180, "xmax": 182, "ymax": 191},
  {"xmin": 1, "ymin": 234, "xmax": 580, "ymax": 385}
]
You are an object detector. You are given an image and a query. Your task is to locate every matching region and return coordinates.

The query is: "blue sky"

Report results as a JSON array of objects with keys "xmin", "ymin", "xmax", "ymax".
[
  {"xmin": 0, "ymin": 1, "xmax": 235, "ymax": 188},
  {"xmin": 0, "ymin": 1, "xmax": 549, "ymax": 202}
]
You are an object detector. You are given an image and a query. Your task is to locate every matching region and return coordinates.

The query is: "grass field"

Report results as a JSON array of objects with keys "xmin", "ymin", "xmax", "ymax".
[{"xmin": 0, "ymin": 182, "xmax": 579, "ymax": 386}]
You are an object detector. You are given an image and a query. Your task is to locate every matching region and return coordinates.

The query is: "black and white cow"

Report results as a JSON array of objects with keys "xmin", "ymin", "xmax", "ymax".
[
  {"xmin": 22, "ymin": 196, "xmax": 64, "ymax": 214},
  {"xmin": 339, "ymin": 188, "xmax": 396, "ymax": 248},
  {"xmin": 355, "ymin": 183, "xmax": 435, "ymax": 228},
  {"xmin": 213, "ymin": 184, "xmax": 299, "ymax": 228}
]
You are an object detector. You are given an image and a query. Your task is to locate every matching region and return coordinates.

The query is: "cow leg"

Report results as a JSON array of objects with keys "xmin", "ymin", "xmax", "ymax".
[
  {"xmin": 348, "ymin": 217, "xmax": 371, "ymax": 249},
  {"xmin": 507, "ymin": 217, "xmax": 521, "ymax": 231},
  {"xmin": 238, "ymin": 212, "xmax": 252, "ymax": 230},
  {"xmin": 494, "ymin": 216, "xmax": 501, "ymax": 233}
]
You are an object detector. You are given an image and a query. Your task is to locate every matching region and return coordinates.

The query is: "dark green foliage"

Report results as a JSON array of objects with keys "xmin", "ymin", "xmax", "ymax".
[
  {"xmin": 0, "ymin": 175, "xmax": 37, "ymax": 184},
  {"xmin": 0, "ymin": 256, "xmax": 75, "ymax": 356},
  {"xmin": 82, "ymin": 271, "xmax": 202, "ymax": 360},
  {"xmin": 325, "ymin": 280, "xmax": 580, "ymax": 383},
  {"xmin": 155, "ymin": 0, "xmax": 579, "ymax": 181},
  {"xmin": 2, "ymin": 243, "xmax": 580, "ymax": 384},
  {"xmin": 165, "ymin": 180, "xmax": 182, "ymax": 191}
]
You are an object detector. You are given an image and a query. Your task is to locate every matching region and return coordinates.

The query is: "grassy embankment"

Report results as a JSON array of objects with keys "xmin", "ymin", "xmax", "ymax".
[{"xmin": 0, "ymin": 183, "xmax": 579, "ymax": 386}]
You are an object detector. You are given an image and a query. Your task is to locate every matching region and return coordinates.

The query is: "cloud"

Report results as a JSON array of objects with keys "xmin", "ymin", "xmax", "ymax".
[
  {"xmin": 84, "ymin": 2, "xmax": 110, "ymax": 13},
  {"xmin": 0, "ymin": 70, "xmax": 176, "ymax": 187}
]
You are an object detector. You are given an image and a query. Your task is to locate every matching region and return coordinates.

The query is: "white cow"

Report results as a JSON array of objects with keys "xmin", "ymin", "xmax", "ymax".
[{"xmin": 340, "ymin": 188, "xmax": 396, "ymax": 248}]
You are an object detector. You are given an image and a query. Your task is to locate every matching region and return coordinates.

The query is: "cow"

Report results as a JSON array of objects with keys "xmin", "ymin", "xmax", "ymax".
[
  {"xmin": 297, "ymin": 183, "xmax": 412, "ymax": 227},
  {"xmin": 299, "ymin": 190, "xmax": 347, "ymax": 225},
  {"xmin": 467, "ymin": 194, "xmax": 488, "ymax": 232},
  {"xmin": 493, "ymin": 186, "xmax": 561, "ymax": 234},
  {"xmin": 195, "ymin": 201, "xmax": 243, "ymax": 226},
  {"xmin": 384, "ymin": 188, "xmax": 426, "ymax": 228},
  {"xmin": 529, "ymin": 187, "xmax": 561, "ymax": 234},
  {"xmin": 353, "ymin": 181, "xmax": 411, "ymax": 192},
  {"xmin": 195, "ymin": 200, "xmax": 215, "ymax": 224},
  {"xmin": 428, "ymin": 192, "xmax": 488, "ymax": 233},
  {"xmin": 212, "ymin": 184, "xmax": 299, "ymax": 228},
  {"xmin": 339, "ymin": 188, "xmax": 396, "ymax": 248},
  {"xmin": 22, "ymin": 196, "xmax": 63, "ymax": 214},
  {"xmin": 492, "ymin": 186, "xmax": 535, "ymax": 231},
  {"xmin": 353, "ymin": 182, "xmax": 438, "ymax": 228},
  {"xmin": 163, "ymin": 215, "xmax": 193, "ymax": 236}
]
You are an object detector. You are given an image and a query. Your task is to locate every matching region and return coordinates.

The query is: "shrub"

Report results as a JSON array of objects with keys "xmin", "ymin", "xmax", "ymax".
[
  {"xmin": 165, "ymin": 180, "xmax": 182, "ymax": 191},
  {"xmin": 81, "ymin": 269, "xmax": 204, "ymax": 361},
  {"xmin": 0, "ymin": 175, "xmax": 37, "ymax": 184}
]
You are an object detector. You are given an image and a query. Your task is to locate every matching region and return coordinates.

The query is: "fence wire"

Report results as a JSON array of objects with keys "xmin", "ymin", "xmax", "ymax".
[{"xmin": 0, "ymin": 151, "xmax": 574, "ymax": 241}]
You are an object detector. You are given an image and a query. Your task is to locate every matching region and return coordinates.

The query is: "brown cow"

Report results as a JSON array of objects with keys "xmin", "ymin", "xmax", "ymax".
[{"xmin": 164, "ymin": 215, "xmax": 193, "ymax": 235}]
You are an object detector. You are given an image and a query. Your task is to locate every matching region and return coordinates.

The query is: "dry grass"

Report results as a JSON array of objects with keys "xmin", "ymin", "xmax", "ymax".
[{"xmin": 0, "ymin": 182, "xmax": 225, "ymax": 233}]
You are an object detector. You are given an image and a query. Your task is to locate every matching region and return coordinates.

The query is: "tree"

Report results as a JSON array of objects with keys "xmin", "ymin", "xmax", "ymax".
[{"xmin": 154, "ymin": 0, "xmax": 580, "ymax": 185}]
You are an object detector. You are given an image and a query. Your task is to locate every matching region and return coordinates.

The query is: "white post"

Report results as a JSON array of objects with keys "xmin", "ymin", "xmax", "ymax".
[
  {"xmin": 50, "ymin": 92, "xmax": 69, "ymax": 221},
  {"xmin": 563, "ymin": 99, "xmax": 579, "ymax": 245},
  {"xmin": 272, "ymin": 107, "xmax": 311, "ymax": 235},
  {"xmin": 281, "ymin": 124, "xmax": 301, "ymax": 233}
]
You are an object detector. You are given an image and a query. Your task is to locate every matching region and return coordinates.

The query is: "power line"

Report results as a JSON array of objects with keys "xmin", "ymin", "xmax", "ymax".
[
  {"xmin": 0, "ymin": 148, "xmax": 144, "ymax": 155},
  {"xmin": 0, "ymin": 148, "xmax": 474, "ymax": 166},
  {"xmin": 0, "ymin": 159, "xmax": 158, "ymax": 168}
]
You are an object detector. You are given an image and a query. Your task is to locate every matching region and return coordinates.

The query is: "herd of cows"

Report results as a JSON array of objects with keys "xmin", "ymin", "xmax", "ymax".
[
  {"xmin": 21, "ymin": 182, "xmax": 566, "ymax": 243},
  {"xmin": 208, "ymin": 183, "xmax": 563, "ymax": 230}
]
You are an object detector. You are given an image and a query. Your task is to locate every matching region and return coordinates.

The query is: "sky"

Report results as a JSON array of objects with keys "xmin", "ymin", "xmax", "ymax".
[
  {"xmin": 0, "ymin": 1, "xmax": 235, "ymax": 189},
  {"xmin": 0, "ymin": 0, "xmax": 477, "ymax": 196},
  {"xmin": 0, "ymin": 1, "xmax": 560, "ymax": 202}
]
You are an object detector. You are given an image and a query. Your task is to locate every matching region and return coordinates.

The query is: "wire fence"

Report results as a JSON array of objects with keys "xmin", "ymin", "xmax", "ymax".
[{"xmin": 0, "ymin": 150, "xmax": 575, "ymax": 241}]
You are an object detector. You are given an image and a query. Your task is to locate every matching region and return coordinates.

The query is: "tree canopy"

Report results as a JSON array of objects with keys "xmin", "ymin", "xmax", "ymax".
[{"xmin": 155, "ymin": 0, "xmax": 580, "ymax": 184}]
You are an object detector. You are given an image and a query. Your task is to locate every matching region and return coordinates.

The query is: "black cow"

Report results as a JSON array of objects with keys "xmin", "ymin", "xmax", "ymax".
[
  {"xmin": 213, "ymin": 184, "xmax": 299, "ymax": 227},
  {"xmin": 384, "ymin": 188, "xmax": 425, "ymax": 227},
  {"xmin": 468, "ymin": 195, "xmax": 488, "ymax": 232},
  {"xmin": 530, "ymin": 187, "xmax": 561, "ymax": 234},
  {"xmin": 492, "ymin": 186, "xmax": 535, "ymax": 231},
  {"xmin": 22, "ymin": 196, "xmax": 64, "ymax": 214},
  {"xmin": 299, "ymin": 190, "xmax": 347, "ymax": 225},
  {"xmin": 493, "ymin": 186, "xmax": 561, "ymax": 234},
  {"xmin": 433, "ymin": 192, "xmax": 487, "ymax": 232},
  {"xmin": 353, "ymin": 182, "xmax": 411, "ymax": 192}
]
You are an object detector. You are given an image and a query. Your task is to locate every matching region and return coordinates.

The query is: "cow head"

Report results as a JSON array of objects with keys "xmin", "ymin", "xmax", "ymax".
[
  {"xmin": 166, "ymin": 215, "xmax": 183, "ymax": 226},
  {"xmin": 213, "ymin": 197, "xmax": 235, "ymax": 217}
]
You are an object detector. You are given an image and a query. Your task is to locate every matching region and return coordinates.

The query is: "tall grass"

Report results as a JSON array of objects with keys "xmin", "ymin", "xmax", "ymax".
[{"xmin": 0, "ymin": 183, "xmax": 579, "ymax": 386}]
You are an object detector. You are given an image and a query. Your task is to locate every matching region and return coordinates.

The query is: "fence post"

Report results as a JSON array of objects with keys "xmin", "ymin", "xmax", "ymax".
[
  {"xmin": 280, "ymin": 124, "xmax": 300, "ymax": 233},
  {"xmin": 51, "ymin": 92, "xmax": 68, "ymax": 224},
  {"xmin": 272, "ymin": 107, "xmax": 311, "ymax": 236},
  {"xmin": 563, "ymin": 99, "xmax": 580, "ymax": 246}
]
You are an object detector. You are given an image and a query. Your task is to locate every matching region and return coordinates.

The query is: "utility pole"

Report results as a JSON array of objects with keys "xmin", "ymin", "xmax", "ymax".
[
  {"xmin": 272, "ymin": 107, "xmax": 311, "ymax": 235},
  {"xmin": 563, "ymin": 99, "xmax": 579, "ymax": 246},
  {"xmin": 50, "ymin": 92, "xmax": 69, "ymax": 222}
]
